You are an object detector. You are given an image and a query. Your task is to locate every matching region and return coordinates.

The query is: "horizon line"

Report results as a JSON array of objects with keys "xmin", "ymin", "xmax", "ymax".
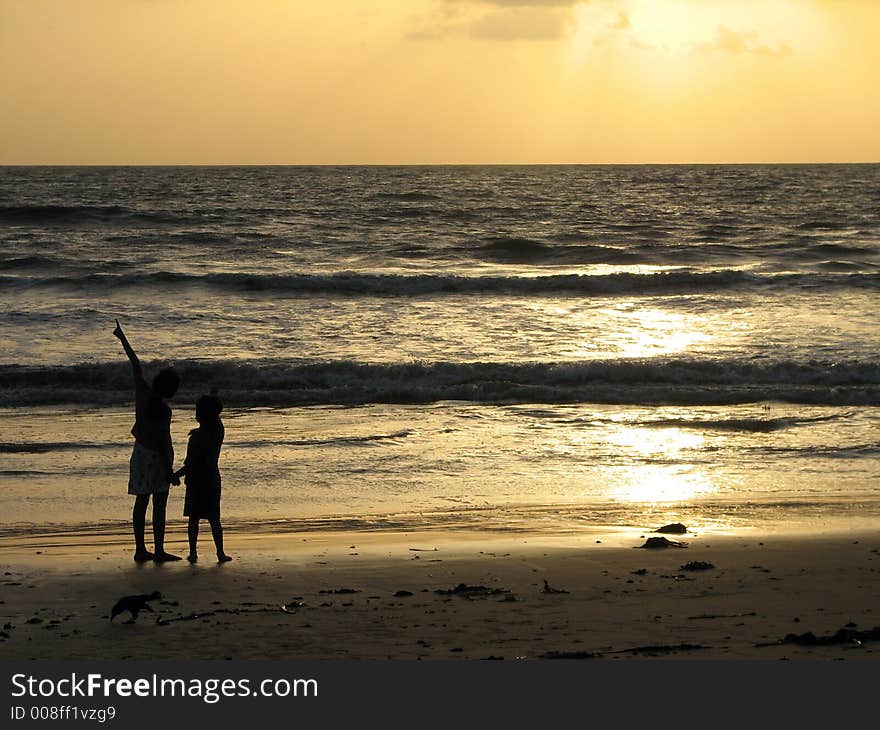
[{"xmin": 1, "ymin": 161, "xmax": 879, "ymax": 167}]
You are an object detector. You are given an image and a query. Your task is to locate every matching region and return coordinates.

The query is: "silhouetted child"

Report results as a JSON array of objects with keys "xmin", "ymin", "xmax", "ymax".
[
  {"xmin": 114, "ymin": 319, "xmax": 181, "ymax": 563},
  {"xmin": 173, "ymin": 392, "xmax": 231, "ymax": 563}
]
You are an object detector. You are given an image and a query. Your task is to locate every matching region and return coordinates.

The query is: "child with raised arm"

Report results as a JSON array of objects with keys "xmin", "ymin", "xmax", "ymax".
[
  {"xmin": 113, "ymin": 319, "xmax": 182, "ymax": 563},
  {"xmin": 174, "ymin": 391, "xmax": 231, "ymax": 563}
]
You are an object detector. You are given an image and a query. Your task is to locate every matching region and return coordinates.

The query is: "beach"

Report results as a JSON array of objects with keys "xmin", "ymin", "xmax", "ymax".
[
  {"xmin": 2, "ymin": 165, "xmax": 879, "ymax": 662},
  {"xmin": 5, "ymin": 4, "xmax": 880, "ymax": 725},
  {"xmin": 3, "ymin": 526, "xmax": 879, "ymax": 661}
]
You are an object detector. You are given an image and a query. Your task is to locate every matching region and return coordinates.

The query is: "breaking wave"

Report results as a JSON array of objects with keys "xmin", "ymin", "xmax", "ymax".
[
  {"xmin": 2, "ymin": 269, "xmax": 879, "ymax": 296},
  {"xmin": 1, "ymin": 358, "xmax": 878, "ymax": 407}
]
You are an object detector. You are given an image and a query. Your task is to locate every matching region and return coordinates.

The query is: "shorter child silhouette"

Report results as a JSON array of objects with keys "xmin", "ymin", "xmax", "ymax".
[{"xmin": 174, "ymin": 392, "xmax": 231, "ymax": 563}]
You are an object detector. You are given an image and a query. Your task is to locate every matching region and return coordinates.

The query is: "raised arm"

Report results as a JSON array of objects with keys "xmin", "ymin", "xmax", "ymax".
[{"xmin": 113, "ymin": 319, "xmax": 144, "ymax": 381}]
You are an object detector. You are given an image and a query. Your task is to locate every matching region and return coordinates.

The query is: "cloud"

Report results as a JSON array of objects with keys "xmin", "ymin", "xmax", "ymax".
[
  {"xmin": 410, "ymin": 0, "xmax": 580, "ymax": 42},
  {"xmin": 469, "ymin": 8, "xmax": 573, "ymax": 40},
  {"xmin": 699, "ymin": 25, "xmax": 793, "ymax": 56},
  {"xmin": 443, "ymin": 0, "xmax": 583, "ymax": 5}
]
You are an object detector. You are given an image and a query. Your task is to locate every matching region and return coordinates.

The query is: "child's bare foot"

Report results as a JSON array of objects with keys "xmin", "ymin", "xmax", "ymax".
[
  {"xmin": 153, "ymin": 551, "xmax": 182, "ymax": 563},
  {"xmin": 217, "ymin": 553, "xmax": 233, "ymax": 563},
  {"xmin": 187, "ymin": 553, "xmax": 198, "ymax": 563},
  {"xmin": 133, "ymin": 550, "xmax": 154, "ymax": 563}
]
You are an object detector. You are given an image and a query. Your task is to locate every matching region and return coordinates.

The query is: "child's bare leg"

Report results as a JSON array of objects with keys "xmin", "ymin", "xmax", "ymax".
[
  {"xmin": 187, "ymin": 516, "xmax": 199, "ymax": 562},
  {"xmin": 151, "ymin": 491, "xmax": 180, "ymax": 562},
  {"xmin": 132, "ymin": 495, "xmax": 152, "ymax": 561},
  {"xmin": 209, "ymin": 516, "xmax": 231, "ymax": 562}
]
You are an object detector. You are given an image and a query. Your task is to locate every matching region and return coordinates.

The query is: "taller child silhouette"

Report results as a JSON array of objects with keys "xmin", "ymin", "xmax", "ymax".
[{"xmin": 114, "ymin": 320, "xmax": 181, "ymax": 562}]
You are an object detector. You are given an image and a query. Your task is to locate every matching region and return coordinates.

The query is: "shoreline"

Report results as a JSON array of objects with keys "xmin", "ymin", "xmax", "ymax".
[
  {"xmin": 2, "ymin": 503, "xmax": 879, "ymax": 550},
  {"xmin": 3, "ymin": 526, "xmax": 880, "ymax": 660}
]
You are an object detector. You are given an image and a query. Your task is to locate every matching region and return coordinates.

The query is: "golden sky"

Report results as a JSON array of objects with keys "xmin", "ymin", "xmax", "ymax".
[{"xmin": 1, "ymin": 0, "xmax": 878, "ymax": 164}]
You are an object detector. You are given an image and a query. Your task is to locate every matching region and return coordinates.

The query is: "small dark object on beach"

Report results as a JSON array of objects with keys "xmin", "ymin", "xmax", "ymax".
[
  {"xmin": 436, "ymin": 583, "xmax": 508, "ymax": 597},
  {"xmin": 319, "ymin": 588, "xmax": 360, "ymax": 594},
  {"xmin": 543, "ymin": 650, "xmax": 596, "ymax": 659},
  {"xmin": 156, "ymin": 612, "xmax": 202, "ymax": 625},
  {"xmin": 655, "ymin": 523, "xmax": 688, "ymax": 535},
  {"xmin": 631, "ymin": 568, "xmax": 648, "ymax": 575},
  {"xmin": 394, "ymin": 590, "xmax": 414, "ymax": 597},
  {"xmin": 608, "ymin": 643, "xmax": 708, "ymax": 656},
  {"xmin": 110, "ymin": 591, "xmax": 161, "ymax": 623},
  {"xmin": 26, "ymin": 617, "xmax": 43, "ymax": 625},
  {"xmin": 542, "ymin": 579, "xmax": 569, "ymax": 595},
  {"xmin": 757, "ymin": 625, "xmax": 880, "ymax": 648},
  {"xmin": 688, "ymin": 611, "xmax": 756, "ymax": 620},
  {"xmin": 680, "ymin": 561, "xmax": 715, "ymax": 571},
  {"xmin": 637, "ymin": 537, "xmax": 687, "ymax": 549}
]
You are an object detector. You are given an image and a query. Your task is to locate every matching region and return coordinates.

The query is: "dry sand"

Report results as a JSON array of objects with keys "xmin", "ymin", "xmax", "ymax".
[{"xmin": 2, "ymin": 526, "xmax": 880, "ymax": 660}]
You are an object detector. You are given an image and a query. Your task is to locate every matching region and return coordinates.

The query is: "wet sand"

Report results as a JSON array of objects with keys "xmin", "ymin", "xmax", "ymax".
[{"xmin": 2, "ymin": 527, "xmax": 880, "ymax": 660}]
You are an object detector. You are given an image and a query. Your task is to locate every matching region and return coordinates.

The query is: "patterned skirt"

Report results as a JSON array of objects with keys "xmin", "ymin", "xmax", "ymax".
[{"xmin": 128, "ymin": 442, "xmax": 170, "ymax": 496}]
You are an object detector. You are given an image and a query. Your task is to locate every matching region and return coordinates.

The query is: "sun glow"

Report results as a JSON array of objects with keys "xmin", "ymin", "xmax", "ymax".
[
  {"xmin": 627, "ymin": 1, "xmax": 722, "ymax": 51},
  {"xmin": 566, "ymin": 0, "xmax": 827, "ymax": 83},
  {"xmin": 604, "ymin": 425, "xmax": 715, "ymax": 503},
  {"xmin": 607, "ymin": 426, "xmax": 705, "ymax": 456},
  {"xmin": 565, "ymin": 303, "xmax": 714, "ymax": 359},
  {"xmin": 571, "ymin": 0, "xmax": 824, "ymax": 54},
  {"xmin": 608, "ymin": 464, "xmax": 715, "ymax": 503}
]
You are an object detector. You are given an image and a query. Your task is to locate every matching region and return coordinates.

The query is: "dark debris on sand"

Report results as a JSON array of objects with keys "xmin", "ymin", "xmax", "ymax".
[
  {"xmin": 655, "ymin": 523, "xmax": 688, "ymax": 534},
  {"xmin": 680, "ymin": 561, "xmax": 715, "ymax": 571},
  {"xmin": 607, "ymin": 643, "xmax": 709, "ymax": 656},
  {"xmin": 156, "ymin": 605, "xmax": 284, "ymax": 626},
  {"xmin": 688, "ymin": 611, "xmax": 756, "ymax": 620},
  {"xmin": 435, "ymin": 584, "xmax": 509, "ymax": 598},
  {"xmin": 636, "ymin": 537, "xmax": 688, "ymax": 549},
  {"xmin": 543, "ymin": 643, "xmax": 709, "ymax": 659},
  {"xmin": 541, "ymin": 580, "xmax": 569, "ymax": 594},
  {"xmin": 757, "ymin": 625, "xmax": 880, "ymax": 648},
  {"xmin": 319, "ymin": 588, "xmax": 360, "ymax": 595}
]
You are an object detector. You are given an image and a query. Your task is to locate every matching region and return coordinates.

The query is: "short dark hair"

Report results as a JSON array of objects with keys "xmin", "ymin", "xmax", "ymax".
[
  {"xmin": 195, "ymin": 392, "xmax": 223, "ymax": 423},
  {"xmin": 152, "ymin": 368, "xmax": 180, "ymax": 399}
]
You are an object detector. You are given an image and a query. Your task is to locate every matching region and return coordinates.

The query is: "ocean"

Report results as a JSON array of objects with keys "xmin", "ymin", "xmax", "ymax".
[{"xmin": 1, "ymin": 165, "xmax": 878, "ymax": 537}]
